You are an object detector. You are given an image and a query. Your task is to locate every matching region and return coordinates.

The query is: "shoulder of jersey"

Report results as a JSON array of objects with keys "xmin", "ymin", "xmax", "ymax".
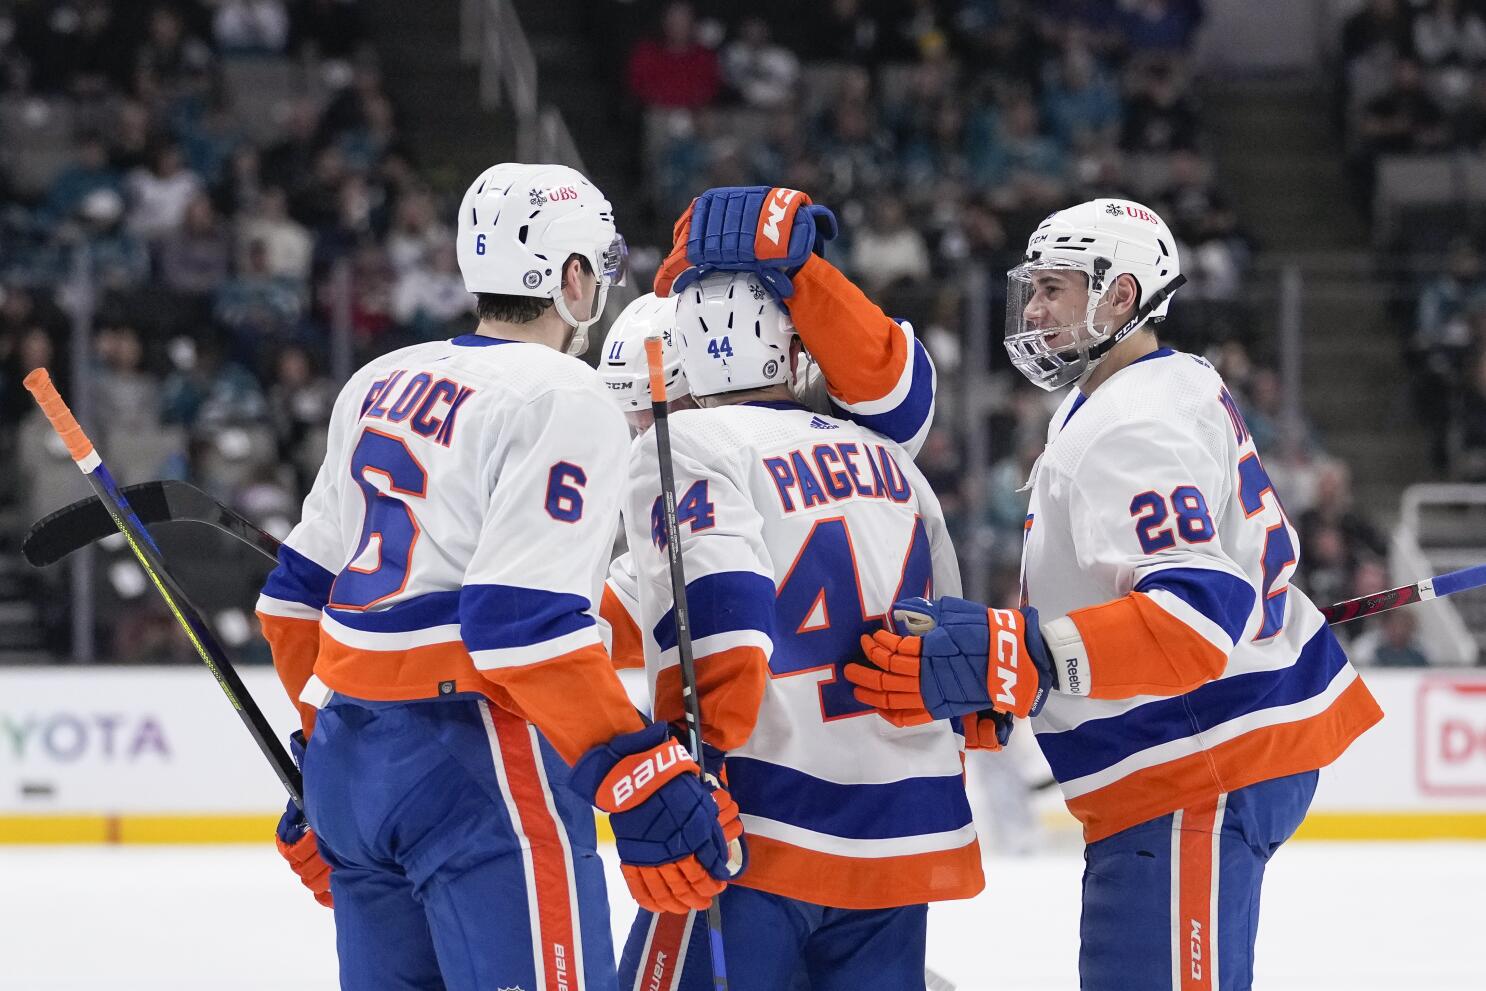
[
  {"xmin": 665, "ymin": 403, "xmax": 872, "ymax": 464},
  {"xmin": 1048, "ymin": 350, "xmax": 1222, "ymax": 466},
  {"xmin": 372, "ymin": 338, "xmax": 607, "ymax": 402}
]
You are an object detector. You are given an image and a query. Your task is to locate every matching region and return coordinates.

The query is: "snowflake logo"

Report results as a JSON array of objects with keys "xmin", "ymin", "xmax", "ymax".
[
  {"xmin": 749, "ymin": 282, "xmax": 767, "ymax": 301},
  {"xmin": 1105, "ymin": 203, "xmax": 1124, "ymax": 217},
  {"xmin": 529, "ymin": 188, "xmax": 547, "ymax": 207}
]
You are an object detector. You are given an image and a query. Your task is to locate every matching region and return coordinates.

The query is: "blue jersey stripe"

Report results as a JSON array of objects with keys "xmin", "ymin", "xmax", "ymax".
[
  {"xmin": 1136, "ymin": 567, "xmax": 1256, "ymax": 644},
  {"xmin": 1037, "ymin": 625, "xmax": 1349, "ymax": 783},
  {"xmin": 324, "ymin": 590, "xmax": 460, "ymax": 632},
  {"xmin": 827, "ymin": 338, "xmax": 934, "ymax": 447},
  {"xmin": 653, "ymin": 570, "xmax": 776, "ymax": 652},
  {"xmin": 261, "ymin": 545, "xmax": 335, "ymax": 611},
  {"xmin": 461, "ymin": 584, "xmax": 595, "ymax": 650},
  {"xmin": 725, "ymin": 756, "xmax": 973, "ymax": 840}
]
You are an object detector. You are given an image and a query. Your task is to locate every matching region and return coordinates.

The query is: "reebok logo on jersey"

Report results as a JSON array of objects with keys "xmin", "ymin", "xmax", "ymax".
[
  {"xmin": 760, "ymin": 188, "xmax": 800, "ymax": 246},
  {"xmin": 989, "ymin": 608, "xmax": 1021, "ymax": 710},
  {"xmin": 600, "ymin": 740, "xmax": 695, "ymax": 812}
]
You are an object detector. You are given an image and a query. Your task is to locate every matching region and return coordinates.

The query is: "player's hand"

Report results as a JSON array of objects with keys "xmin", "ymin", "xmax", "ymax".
[
  {"xmin": 274, "ymin": 732, "xmax": 333, "ymax": 908},
  {"xmin": 844, "ymin": 596, "xmax": 1056, "ymax": 722},
  {"xmin": 571, "ymin": 722, "xmax": 745, "ymax": 915},
  {"xmin": 962, "ymin": 709, "xmax": 1014, "ymax": 751},
  {"xmin": 652, "ymin": 186, "xmax": 838, "ymax": 300}
]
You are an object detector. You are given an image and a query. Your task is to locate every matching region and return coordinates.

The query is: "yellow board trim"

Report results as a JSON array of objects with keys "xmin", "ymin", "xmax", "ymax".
[
  {"xmin": 0, "ymin": 812, "xmax": 619, "ymax": 845},
  {"xmin": 3, "ymin": 812, "xmax": 1480, "ymax": 845}
]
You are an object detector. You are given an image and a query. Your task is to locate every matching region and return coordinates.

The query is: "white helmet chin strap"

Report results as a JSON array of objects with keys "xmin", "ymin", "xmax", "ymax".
[{"xmin": 553, "ymin": 278, "xmax": 611, "ymax": 356}]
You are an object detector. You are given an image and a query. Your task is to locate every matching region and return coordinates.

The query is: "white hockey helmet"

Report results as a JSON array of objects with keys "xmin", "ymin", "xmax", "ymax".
[
  {"xmin": 598, "ymin": 292, "xmax": 688, "ymax": 413},
  {"xmin": 675, "ymin": 272, "xmax": 795, "ymax": 398},
  {"xmin": 1005, "ymin": 198, "xmax": 1186, "ymax": 391},
  {"xmin": 456, "ymin": 162, "xmax": 628, "ymax": 355}
]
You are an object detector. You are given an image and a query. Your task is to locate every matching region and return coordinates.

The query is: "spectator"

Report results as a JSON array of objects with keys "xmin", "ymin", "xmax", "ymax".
[
  {"xmin": 77, "ymin": 188, "xmax": 151, "ymax": 292},
  {"xmin": 1299, "ymin": 460, "xmax": 1387, "ymax": 572},
  {"xmin": 384, "ymin": 188, "xmax": 447, "ymax": 274},
  {"xmin": 214, "ymin": 238, "xmax": 304, "ymax": 357},
  {"xmin": 1450, "ymin": 348, "xmax": 1486, "ymax": 479},
  {"xmin": 109, "ymin": 100, "xmax": 158, "ymax": 174},
  {"xmin": 849, "ymin": 196, "xmax": 932, "ymax": 294},
  {"xmin": 626, "ymin": 2, "xmax": 721, "ymax": 110},
  {"xmin": 159, "ymin": 194, "xmax": 232, "ymax": 298},
  {"xmin": 1119, "ymin": 0, "xmax": 1205, "ymax": 55},
  {"xmin": 43, "ymin": 135, "xmax": 120, "ymax": 223},
  {"xmin": 1416, "ymin": 238, "xmax": 1484, "ymax": 355},
  {"xmin": 134, "ymin": 5, "xmax": 213, "ymax": 87},
  {"xmin": 214, "ymin": 0, "xmax": 291, "ymax": 55},
  {"xmin": 1351, "ymin": 609, "xmax": 1432, "ymax": 667},
  {"xmin": 237, "ymin": 187, "xmax": 313, "ymax": 284},
  {"xmin": 291, "ymin": 0, "xmax": 367, "ymax": 64},
  {"xmin": 802, "ymin": 0, "xmax": 883, "ymax": 63},
  {"xmin": 1120, "ymin": 61, "xmax": 1201, "ymax": 153},
  {"xmin": 1342, "ymin": 0, "xmax": 1414, "ymax": 66},
  {"xmin": 983, "ymin": 93, "xmax": 1067, "ymax": 200},
  {"xmin": 162, "ymin": 334, "xmax": 269, "ymax": 435},
  {"xmin": 1358, "ymin": 58, "xmax": 1450, "ymax": 156},
  {"xmin": 393, "ymin": 242, "xmax": 472, "ymax": 339},
  {"xmin": 94, "ymin": 320, "xmax": 183, "ymax": 481},
  {"xmin": 1412, "ymin": 0, "xmax": 1486, "ymax": 70},
  {"xmin": 267, "ymin": 344, "xmax": 334, "ymax": 491},
  {"xmin": 722, "ymin": 17, "xmax": 799, "ymax": 109},
  {"xmin": 1041, "ymin": 45, "xmax": 1122, "ymax": 151},
  {"xmin": 126, "ymin": 143, "xmax": 203, "ymax": 241}
]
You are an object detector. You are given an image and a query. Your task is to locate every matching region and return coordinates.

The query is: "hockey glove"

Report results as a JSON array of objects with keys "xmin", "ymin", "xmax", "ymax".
[
  {"xmin": 845, "ymin": 597, "xmax": 1056, "ymax": 723},
  {"xmin": 571, "ymin": 721, "xmax": 745, "ymax": 915},
  {"xmin": 274, "ymin": 732, "xmax": 333, "ymax": 908},
  {"xmin": 653, "ymin": 186, "xmax": 839, "ymax": 300},
  {"xmin": 961, "ymin": 710, "xmax": 1014, "ymax": 751}
]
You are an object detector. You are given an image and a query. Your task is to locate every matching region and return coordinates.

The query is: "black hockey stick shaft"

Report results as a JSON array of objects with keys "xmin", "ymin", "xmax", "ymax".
[
  {"xmin": 24, "ymin": 369, "xmax": 302, "ymax": 807},
  {"xmin": 644, "ymin": 336, "xmax": 730, "ymax": 991},
  {"xmin": 23, "ymin": 480, "xmax": 281, "ymax": 568}
]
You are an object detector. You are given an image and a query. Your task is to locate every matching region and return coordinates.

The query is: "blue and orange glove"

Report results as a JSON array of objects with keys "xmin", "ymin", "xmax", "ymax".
[
  {"xmin": 845, "ymin": 597, "xmax": 1057, "ymax": 724},
  {"xmin": 274, "ymin": 732, "xmax": 333, "ymax": 908},
  {"xmin": 653, "ymin": 186, "xmax": 838, "ymax": 300},
  {"xmin": 571, "ymin": 721, "xmax": 745, "ymax": 915}
]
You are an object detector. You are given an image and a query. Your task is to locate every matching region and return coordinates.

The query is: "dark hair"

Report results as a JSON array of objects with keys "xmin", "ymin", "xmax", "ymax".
[{"xmin": 474, "ymin": 254, "xmax": 593, "ymax": 325}]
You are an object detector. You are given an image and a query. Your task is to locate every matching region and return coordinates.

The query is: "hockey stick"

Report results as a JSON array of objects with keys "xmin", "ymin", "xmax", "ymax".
[
  {"xmin": 23, "ymin": 369, "xmax": 303, "ymax": 807},
  {"xmin": 1319, "ymin": 563, "xmax": 1486, "ymax": 624},
  {"xmin": 643, "ymin": 336, "xmax": 731, "ymax": 991},
  {"xmin": 23, "ymin": 479, "xmax": 280, "ymax": 568}
]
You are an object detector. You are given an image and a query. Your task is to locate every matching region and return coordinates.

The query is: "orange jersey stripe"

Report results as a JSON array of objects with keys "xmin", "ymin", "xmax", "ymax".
[
  {"xmin": 652, "ymin": 645, "xmax": 768, "ymax": 753},
  {"xmin": 1069, "ymin": 590, "xmax": 1229, "ymax": 700},
  {"xmin": 787, "ymin": 255, "xmax": 910, "ymax": 408},
  {"xmin": 1066, "ymin": 677, "xmax": 1383, "ymax": 842},
  {"xmin": 256, "ymin": 611, "xmax": 322, "ymax": 737},
  {"xmin": 314, "ymin": 632, "xmax": 644, "ymax": 765},
  {"xmin": 601, "ymin": 583, "xmax": 644, "ymax": 671},
  {"xmin": 735, "ymin": 833, "xmax": 983, "ymax": 910}
]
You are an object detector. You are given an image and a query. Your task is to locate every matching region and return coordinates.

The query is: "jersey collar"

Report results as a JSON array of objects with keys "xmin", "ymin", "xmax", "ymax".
[
  {"xmin": 451, "ymin": 334, "xmax": 518, "ymax": 347},
  {"xmin": 1061, "ymin": 347, "xmax": 1176, "ymax": 429}
]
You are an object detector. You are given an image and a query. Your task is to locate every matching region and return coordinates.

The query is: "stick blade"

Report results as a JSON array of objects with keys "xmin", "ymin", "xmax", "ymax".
[{"xmin": 22, "ymin": 481, "xmax": 173, "ymax": 567}]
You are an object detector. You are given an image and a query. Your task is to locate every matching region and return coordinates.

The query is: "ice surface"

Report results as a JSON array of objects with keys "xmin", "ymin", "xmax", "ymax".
[{"xmin": 1, "ymin": 842, "xmax": 1481, "ymax": 989}]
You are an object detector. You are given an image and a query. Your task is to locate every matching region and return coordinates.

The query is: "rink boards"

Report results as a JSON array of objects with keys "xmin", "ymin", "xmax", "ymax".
[{"xmin": 1, "ymin": 667, "xmax": 1485, "ymax": 843}]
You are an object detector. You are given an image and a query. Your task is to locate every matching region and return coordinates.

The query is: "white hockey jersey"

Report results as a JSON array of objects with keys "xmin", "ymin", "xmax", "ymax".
[
  {"xmin": 622, "ymin": 401, "xmax": 981, "ymax": 910},
  {"xmin": 1023, "ymin": 348, "xmax": 1382, "ymax": 842},
  {"xmin": 255, "ymin": 334, "xmax": 644, "ymax": 762}
]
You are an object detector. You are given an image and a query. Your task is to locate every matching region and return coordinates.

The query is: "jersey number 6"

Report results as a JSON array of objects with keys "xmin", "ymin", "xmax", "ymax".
[{"xmin": 330, "ymin": 429, "xmax": 427, "ymax": 611}]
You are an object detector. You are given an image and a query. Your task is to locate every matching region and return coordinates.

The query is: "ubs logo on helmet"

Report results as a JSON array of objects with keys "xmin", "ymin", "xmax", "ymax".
[
  {"xmin": 529, "ymin": 188, "xmax": 547, "ymax": 207},
  {"xmin": 1105, "ymin": 203, "xmax": 1124, "ymax": 217},
  {"xmin": 524, "ymin": 270, "xmax": 542, "ymax": 289}
]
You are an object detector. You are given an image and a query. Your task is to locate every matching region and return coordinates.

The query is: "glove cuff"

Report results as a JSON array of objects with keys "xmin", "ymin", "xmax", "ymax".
[{"xmin": 1041, "ymin": 615, "xmax": 1089, "ymax": 697}]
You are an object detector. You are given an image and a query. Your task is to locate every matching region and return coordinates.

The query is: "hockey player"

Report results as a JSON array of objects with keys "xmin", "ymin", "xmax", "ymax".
[
  {"xmin": 846, "ymin": 199, "xmax": 1385, "ymax": 990},
  {"xmin": 256, "ymin": 162, "xmax": 741, "ymax": 991},
  {"xmin": 599, "ymin": 186, "xmax": 945, "ymax": 682},
  {"xmin": 615, "ymin": 269, "xmax": 987, "ymax": 991}
]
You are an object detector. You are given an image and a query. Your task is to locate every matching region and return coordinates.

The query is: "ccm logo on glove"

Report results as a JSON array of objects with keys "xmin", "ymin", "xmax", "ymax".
[
  {"xmin": 598, "ymin": 739, "xmax": 697, "ymax": 813},
  {"xmin": 759, "ymin": 188, "xmax": 801, "ymax": 247},
  {"xmin": 991, "ymin": 608, "xmax": 1024, "ymax": 710}
]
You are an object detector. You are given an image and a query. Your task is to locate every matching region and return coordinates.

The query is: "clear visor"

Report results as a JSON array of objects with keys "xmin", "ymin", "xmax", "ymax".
[
  {"xmin": 602, "ymin": 234, "xmax": 629, "ymax": 287},
  {"xmin": 1004, "ymin": 260, "xmax": 1106, "ymax": 392}
]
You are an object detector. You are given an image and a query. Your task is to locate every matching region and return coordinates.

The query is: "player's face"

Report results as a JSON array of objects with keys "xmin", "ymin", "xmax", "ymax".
[{"xmin": 1022, "ymin": 271, "xmax": 1090, "ymax": 349}]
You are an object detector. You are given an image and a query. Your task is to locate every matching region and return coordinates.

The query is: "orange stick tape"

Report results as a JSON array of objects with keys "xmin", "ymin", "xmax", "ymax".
[
  {"xmin": 644, "ymin": 335, "xmax": 668, "ymax": 404},
  {"xmin": 23, "ymin": 367, "xmax": 94, "ymax": 462}
]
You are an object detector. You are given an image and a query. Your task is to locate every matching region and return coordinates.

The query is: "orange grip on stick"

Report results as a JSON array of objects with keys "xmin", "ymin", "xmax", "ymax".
[
  {"xmin": 23, "ymin": 367, "xmax": 94, "ymax": 462},
  {"xmin": 644, "ymin": 335, "xmax": 668, "ymax": 404}
]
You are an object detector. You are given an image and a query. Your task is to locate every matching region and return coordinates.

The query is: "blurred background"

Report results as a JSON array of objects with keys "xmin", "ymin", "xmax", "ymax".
[{"xmin": 4, "ymin": 0, "xmax": 1486, "ymax": 675}]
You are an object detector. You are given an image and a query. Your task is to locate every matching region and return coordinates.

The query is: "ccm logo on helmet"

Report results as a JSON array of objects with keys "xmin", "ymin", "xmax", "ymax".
[
  {"xmin": 760, "ymin": 188, "xmax": 800, "ymax": 246},
  {"xmin": 610, "ymin": 741, "xmax": 692, "ymax": 809},
  {"xmin": 989, "ymin": 608, "xmax": 1021, "ymax": 709}
]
